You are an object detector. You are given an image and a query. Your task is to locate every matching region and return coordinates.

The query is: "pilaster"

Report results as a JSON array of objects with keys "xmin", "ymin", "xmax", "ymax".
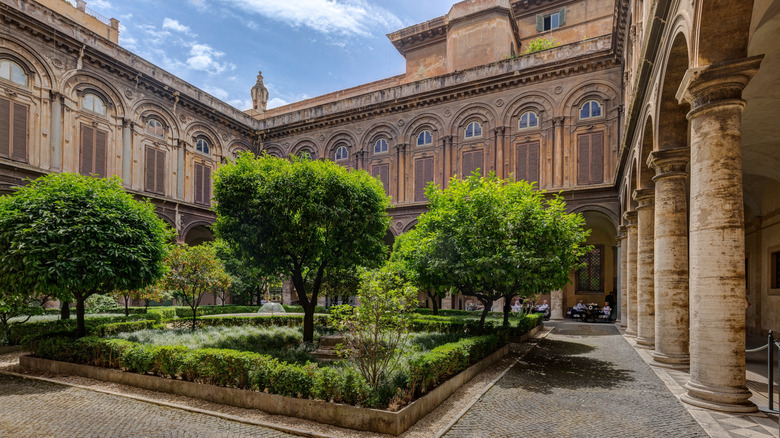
[{"xmin": 633, "ymin": 188, "xmax": 655, "ymax": 348}]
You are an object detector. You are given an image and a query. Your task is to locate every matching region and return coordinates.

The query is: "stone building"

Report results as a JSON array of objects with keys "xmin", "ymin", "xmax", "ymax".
[{"xmin": 1, "ymin": 0, "xmax": 779, "ymax": 415}]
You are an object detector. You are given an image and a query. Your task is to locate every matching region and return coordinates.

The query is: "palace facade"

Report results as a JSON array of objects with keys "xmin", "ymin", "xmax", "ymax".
[{"xmin": 1, "ymin": 0, "xmax": 778, "ymax": 413}]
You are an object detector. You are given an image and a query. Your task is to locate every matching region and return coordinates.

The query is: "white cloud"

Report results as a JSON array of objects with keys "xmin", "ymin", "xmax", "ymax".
[
  {"xmin": 186, "ymin": 44, "xmax": 235, "ymax": 73},
  {"xmin": 162, "ymin": 18, "xmax": 194, "ymax": 35},
  {"xmin": 89, "ymin": 0, "xmax": 113, "ymax": 10},
  {"xmin": 267, "ymin": 97, "xmax": 289, "ymax": 109},
  {"xmin": 219, "ymin": 0, "xmax": 403, "ymax": 36}
]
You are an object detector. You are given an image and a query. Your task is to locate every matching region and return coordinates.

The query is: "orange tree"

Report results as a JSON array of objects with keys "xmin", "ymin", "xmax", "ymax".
[
  {"xmin": 213, "ymin": 154, "xmax": 390, "ymax": 342},
  {"xmin": 112, "ymin": 284, "xmax": 170, "ymax": 316},
  {"xmin": 162, "ymin": 243, "xmax": 231, "ymax": 330}
]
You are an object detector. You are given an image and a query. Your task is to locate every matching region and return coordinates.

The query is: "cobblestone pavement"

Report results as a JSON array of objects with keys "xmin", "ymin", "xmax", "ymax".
[
  {"xmin": 0, "ymin": 374, "xmax": 298, "ymax": 438},
  {"xmin": 444, "ymin": 322, "xmax": 708, "ymax": 438}
]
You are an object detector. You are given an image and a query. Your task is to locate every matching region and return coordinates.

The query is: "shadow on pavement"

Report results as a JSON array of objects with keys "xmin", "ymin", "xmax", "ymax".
[{"xmin": 0, "ymin": 374, "xmax": 69, "ymax": 396}]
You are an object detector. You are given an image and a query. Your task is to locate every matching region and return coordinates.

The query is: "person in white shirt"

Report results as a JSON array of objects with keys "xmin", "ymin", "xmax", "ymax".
[
  {"xmin": 601, "ymin": 301, "xmax": 612, "ymax": 316},
  {"xmin": 571, "ymin": 300, "xmax": 587, "ymax": 319}
]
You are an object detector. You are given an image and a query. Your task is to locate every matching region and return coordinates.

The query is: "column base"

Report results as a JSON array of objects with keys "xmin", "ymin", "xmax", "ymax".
[
  {"xmin": 550, "ymin": 316, "xmax": 564, "ymax": 321},
  {"xmin": 681, "ymin": 380, "xmax": 757, "ymax": 413},
  {"xmin": 625, "ymin": 329, "xmax": 636, "ymax": 337},
  {"xmin": 651, "ymin": 351, "xmax": 689, "ymax": 369},
  {"xmin": 635, "ymin": 337, "xmax": 655, "ymax": 349}
]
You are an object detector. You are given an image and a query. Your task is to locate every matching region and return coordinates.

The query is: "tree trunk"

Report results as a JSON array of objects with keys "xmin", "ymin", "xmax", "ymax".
[
  {"xmin": 124, "ymin": 297, "xmax": 130, "ymax": 317},
  {"xmin": 191, "ymin": 306, "xmax": 198, "ymax": 331},
  {"xmin": 303, "ymin": 302, "xmax": 315, "ymax": 343},
  {"xmin": 428, "ymin": 291, "xmax": 439, "ymax": 315},
  {"xmin": 503, "ymin": 296, "xmax": 511, "ymax": 327},
  {"xmin": 75, "ymin": 297, "xmax": 86, "ymax": 337},
  {"xmin": 60, "ymin": 301, "xmax": 70, "ymax": 320},
  {"xmin": 478, "ymin": 301, "xmax": 491, "ymax": 335},
  {"xmin": 144, "ymin": 300, "xmax": 150, "ymax": 312}
]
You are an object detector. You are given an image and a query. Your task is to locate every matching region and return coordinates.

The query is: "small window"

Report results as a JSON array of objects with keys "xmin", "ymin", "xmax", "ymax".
[
  {"xmin": 580, "ymin": 100, "xmax": 603, "ymax": 120},
  {"xmin": 145, "ymin": 119, "xmax": 164, "ymax": 138},
  {"xmin": 536, "ymin": 8, "xmax": 566, "ymax": 32},
  {"xmin": 519, "ymin": 111, "xmax": 538, "ymax": 129},
  {"xmin": 576, "ymin": 245, "xmax": 604, "ymax": 293},
  {"xmin": 374, "ymin": 138, "xmax": 388, "ymax": 154},
  {"xmin": 0, "ymin": 59, "xmax": 27, "ymax": 87},
  {"xmin": 195, "ymin": 137, "xmax": 210, "ymax": 155},
  {"xmin": 544, "ymin": 13, "xmax": 560, "ymax": 31},
  {"xmin": 465, "ymin": 121, "xmax": 482, "ymax": 139},
  {"xmin": 82, "ymin": 93, "xmax": 107, "ymax": 116},
  {"xmin": 772, "ymin": 251, "xmax": 780, "ymax": 289},
  {"xmin": 335, "ymin": 145, "xmax": 348, "ymax": 161},
  {"xmin": 298, "ymin": 149, "xmax": 314, "ymax": 160},
  {"xmin": 417, "ymin": 130, "xmax": 433, "ymax": 146}
]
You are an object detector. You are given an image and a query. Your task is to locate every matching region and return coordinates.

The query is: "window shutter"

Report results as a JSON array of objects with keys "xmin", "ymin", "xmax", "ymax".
[
  {"xmin": 94, "ymin": 129, "xmax": 107, "ymax": 178},
  {"xmin": 528, "ymin": 141, "xmax": 540, "ymax": 183},
  {"xmin": 516, "ymin": 143, "xmax": 528, "ymax": 181},
  {"xmin": 415, "ymin": 158, "xmax": 425, "ymax": 201},
  {"xmin": 559, "ymin": 7, "xmax": 566, "ymax": 25},
  {"xmin": 204, "ymin": 166, "xmax": 212, "ymax": 206},
  {"xmin": 462, "ymin": 152, "xmax": 472, "ymax": 178},
  {"xmin": 424, "ymin": 157, "xmax": 434, "ymax": 197},
  {"xmin": 590, "ymin": 132, "xmax": 604, "ymax": 184},
  {"xmin": 145, "ymin": 147, "xmax": 155, "ymax": 191},
  {"xmin": 80, "ymin": 125, "xmax": 94, "ymax": 176},
  {"xmin": 11, "ymin": 102, "xmax": 27, "ymax": 162},
  {"xmin": 194, "ymin": 162, "xmax": 204, "ymax": 205},
  {"xmin": 156, "ymin": 149, "xmax": 166, "ymax": 195},
  {"xmin": 372, "ymin": 164, "xmax": 389, "ymax": 195},
  {"xmin": 577, "ymin": 133, "xmax": 589, "ymax": 185},
  {"xmin": 0, "ymin": 98, "xmax": 10, "ymax": 158},
  {"xmin": 536, "ymin": 14, "xmax": 544, "ymax": 31},
  {"xmin": 472, "ymin": 149, "xmax": 483, "ymax": 176}
]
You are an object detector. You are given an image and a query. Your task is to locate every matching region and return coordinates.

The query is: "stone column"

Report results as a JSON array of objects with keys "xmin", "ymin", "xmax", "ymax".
[
  {"xmin": 122, "ymin": 119, "xmax": 133, "ymax": 186},
  {"xmin": 676, "ymin": 57, "xmax": 761, "ymax": 413},
  {"xmin": 648, "ymin": 147, "xmax": 690, "ymax": 368},
  {"xmin": 441, "ymin": 292, "xmax": 453, "ymax": 310},
  {"xmin": 550, "ymin": 289, "xmax": 564, "ymax": 321},
  {"xmin": 617, "ymin": 226, "xmax": 627, "ymax": 327},
  {"xmin": 50, "ymin": 92, "xmax": 63, "ymax": 170},
  {"xmin": 494, "ymin": 127, "xmax": 505, "ymax": 178},
  {"xmin": 553, "ymin": 117, "xmax": 564, "ymax": 187},
  {"xmin": 633, "ymin": 189, "xmax": 655, "ymax": 348},
  {"xmin": 623, "ymin": 211, "xmax": 638, "ymax": 336},
  {"xmin": 177, "ymin": 141, "xmax": 185, "ymax": 200}
]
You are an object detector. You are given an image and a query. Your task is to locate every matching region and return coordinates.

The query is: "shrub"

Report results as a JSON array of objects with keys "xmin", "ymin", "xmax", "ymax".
[
  {"xmin": 146, "ymin": 307, "xmax": 176, "ymax": 323},
  {"xmin": 94, "ymin": 320, "xmax": 159, "ymax": 337},
  {"xmin": 85, "ymin": 294, "xmax": 121, "ymax": 313},
  {"xmin": 523, "ymin": 37, "xmax": 560, "ymax": 54}
]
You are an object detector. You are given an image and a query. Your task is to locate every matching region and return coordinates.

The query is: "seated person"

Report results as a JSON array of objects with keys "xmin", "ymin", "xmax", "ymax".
[
  {"xmin": 570, "ymin": 300, "xmax": 587, "ymax": 318},
  {"xmin": 601, "ymin": 302, "xmax": 612, "ymax": 317},
  {"xmin": 533, "ymin": 300, "xmax": 551, "ymax": 318},
  {"xmin": 511, "ymin": 300, "xmax": 523, "ymax": 313}
]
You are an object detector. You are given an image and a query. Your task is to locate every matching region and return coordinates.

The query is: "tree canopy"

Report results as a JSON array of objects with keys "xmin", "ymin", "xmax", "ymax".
[
  {"xmin": 0, "ymin": 173, "xmax": 172, "ymax": 336},
  {"xmin": 402, "ymin": 173, "xmax": 590, "ymax": 331},
  {"xmin": 213, "ymin": 153, "xmax": 390, "ymax": 341}
]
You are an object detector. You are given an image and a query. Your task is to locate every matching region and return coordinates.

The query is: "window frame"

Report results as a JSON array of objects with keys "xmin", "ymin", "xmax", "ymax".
[
  {"xmin": 0, "ymin": 59, "xmax": 28, "ymax": 87},
  {"xmin": 334, "ymin": 145, "xmax": 349, "ymax": 161},
  {"xmin": 770, "ymin": 247, "xmax": 780, "ymax": 295},
  {"xmin": 464, "ymin": 121, "xmax": 483, "ymax": 139},
  {"xmin": 579, "ymin": 100, "xmax": 604, "ymax": 120},
  {"xmin": 416, "ymin": 130, "xmax": 433, "ymax": 147},
  {"xmin": 373, "ymin": 138, "xmax": 389, "ymax": 154},
  {"xmin": 81, "ymin": 92, "xmax": 107, "ymax": 116},
  {"xmin": 575, "ymin": 244, "xmax": 605, "ymax": 294},
  {"xmin": 145, "ymin": 118, "xmax": 165, "ymax": 139},
  {"xmin": 195, "ymin": 136, "xmax": 211, "ymax": 155},
  {"xmin": 518, "ymin": 111, "xmax": 539, "ymax": 130}
]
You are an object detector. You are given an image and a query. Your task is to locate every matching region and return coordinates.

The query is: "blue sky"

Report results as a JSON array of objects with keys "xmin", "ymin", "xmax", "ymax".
[{"xmin": 76, "ymin": 0, "xmax": 456, "ymax": 111}]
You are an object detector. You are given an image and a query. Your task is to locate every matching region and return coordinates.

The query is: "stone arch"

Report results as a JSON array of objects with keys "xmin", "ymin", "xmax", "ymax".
[
  {"xmin": 637, "ymin": 115, "xmax": 655, "ymax": 190},
  {"xmin": 227, "ymin": 140, "xmax": 251, "ymax": 160},
  {"xmin": 261, "ymin": 143, "xmax": 284, "ymax": 158},
  {"xmin": 403, "ymin": 112, "xmax": 445, "ymax": 149},
  {"xmin": 561, "ymin": 80, "xmax": 619, "ymax": 122},
  {"xmin": 449, "ymin": 103, "xmax": 497, "ymax": 138},
  {"xmin": 360, "ymin": 122, "xmax": 399, "ymax": 155},
  {"xmin": 291, "ymin": 138, "xmax": 319, "ymax": 159},
  {"xmin": 0, "ymin": 37, "xmax": 54, "ymax": 90},
  {"xmin": 324, "ymin": 131, "xmax": 357, "ymax": 161},
  {"xmin": 132, "ymin": 100, "xmax": 181, "ymax": 140},
  {"xmin": 695, "ymin": 0, "xmax": 752, "ymax": 66},
  {"xmin": 501, "ymin": 91, "xmax": 556, "ymax": 130},
  {"xmin": 402, "ymin": 220, "xmax": 418, "ymax": 233},
  {"xmin": 655, "ymin": 27, "xmax": 691, "ymax": 151},
  {"xmin": 62, "ymin": 71, "xmax": 127, "ymax": 119},
  {"xmin": 571, "ymin": 205, "xmax": 620, "ymax": 229},
  {"xmin": 383, "ymin": 229, "xmax": 396, "ymax": 249},
  {"xmin": 182, "ymin": 222, "xmax": 214, "ymax": 246},
  {"xmin": 185, "ymin": 123, "xmax": 223, "ymax": 158}
]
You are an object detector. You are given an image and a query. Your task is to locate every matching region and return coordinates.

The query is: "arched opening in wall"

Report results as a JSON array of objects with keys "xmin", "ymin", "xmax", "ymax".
[
  {"xmin": 184, "ymin": 225, "xmax": 214, "ymax": 246},
  {"xmin": 637, "ymin": 118, "xmax": 655, "ymax": 190},
  {"xmin": 565, "ymin": 210, "xmax": 618, "ymax": 318},
  {"xmin": 383, "ymin": 229, "xmax": 396, "ymax": 256},
  {"xmin": 697, "ymin": 0, "xmax": 752, "ymax": 65},
  {"xmin": 657, "ymin": 32, "xmax": 690, "ymax": 151}
]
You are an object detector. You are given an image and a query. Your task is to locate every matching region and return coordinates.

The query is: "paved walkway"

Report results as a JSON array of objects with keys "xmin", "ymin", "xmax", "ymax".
[
  {"xmin": 445, "ymin": 322, "xmax": 708, "ymax": 438},
  {"xmin": 0, "ymin": 374, "xmax": 297, "ymax": 438}
]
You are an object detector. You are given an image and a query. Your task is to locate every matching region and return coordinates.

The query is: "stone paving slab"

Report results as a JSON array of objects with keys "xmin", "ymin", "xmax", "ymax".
[
  {"xmin": 0, "ymin": 374, "xmax": 298, "ymax": 437},
  {"xmin": 444, "ymin": 322, "xmax": 708, "ymax": 438}
]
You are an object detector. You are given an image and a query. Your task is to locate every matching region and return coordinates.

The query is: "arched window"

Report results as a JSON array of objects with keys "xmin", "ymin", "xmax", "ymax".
[
  {"xmin": 417, "ymin": 130, "xmax": 433, "ymax": 146},
  {"xmin": 579, "ymin": 100, "xmax": 603, "ymax": 119},
  {"xmin": 519, "ymin": 111, "xmax": 539, "ymax": 129},
  {"xmin": 374, "ymin": 138, "xmax": 388, "ymax": 154},
  {"xmin": 195, "ymin": 137, "xmax": 210, "ymax": 155},
  {"xmin": 0, "ymin": 59, "xmax": 27, "ymax": 87},
  {"xmin": 298, "ymin": 149, "xmax": 314, "ymax": 160},
  {"xmin": 465, "ymin": 121, "xmax": 482, "ymax": 138},
  {"xmin": 82, "ymin": 93, "xmax": 106, "ymax": 116},
  {"xmin": 145, "ymin": 119, "xmax": 164, "ymax": 138},
  {"xmin": 335, "ymin": 145, "xmax": 348, "ymax": 161}
]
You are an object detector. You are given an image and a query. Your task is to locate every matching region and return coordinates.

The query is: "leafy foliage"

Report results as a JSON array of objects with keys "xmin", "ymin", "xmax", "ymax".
[
  {"xmin": 85, "ymin": 294, "xmax": 119, "ymax": 313},
  {"xmin": 213, "ymin": 153, "xmax": 390, "ymax": 342},
  {"xmin": 523, "ymin": 37, "xmax": 560, "ymax": 54},
  {"xmin": 112, "ymin": 285, "xmax": 171, "ymax": 316},
  {"xmin": 0, "ymin": 173, "xmax": 173, "ymax": 336}
]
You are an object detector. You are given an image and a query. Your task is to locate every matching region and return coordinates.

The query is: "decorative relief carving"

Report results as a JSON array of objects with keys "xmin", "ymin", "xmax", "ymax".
[
  {"xmin": 554, "ymin": 86, "xmax": 563, "ymax": 95},
  {"xmin": 221, "ymin": 133, "xmax": 229, "ymax": 141},
  {"xmin": 124, "ymin": 89, "xmax": 134, "ymax": 99},
  {"xmin": 52, "ymin": 58, "xmax": 64, "ymax": 69},
  {"xmin": 444, "ymin": 109, "xmax": 452, "ymax": 117},
  {"xmin": 319, "ymin": 134, "xmax": 325, "ymax": 141},
  {"xmin": 398, "ymin": 119, "xmax": 405, "ymax": 126},
  {"xmin": 495, "ymin": 98, "xmax": 504, "ymax": 107},
  {"xmin": 395, "ymin": 221, "xmax": 403, "ymax": 230}
]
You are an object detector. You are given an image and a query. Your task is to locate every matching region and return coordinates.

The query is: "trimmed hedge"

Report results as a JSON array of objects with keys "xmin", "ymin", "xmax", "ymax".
[
  {"xmin": 4, "ymin": 314, "xmax": 148, "ymax": 346},
  {"xmin": 281, "ymin": 305, "xmax": 330, "ymax": 314},
  {"xmin": 94, "ymin": 320, "xmax": 159, "ymax": 337},
  {"xmin": 409, "ymin": 313, "xmax": 541, "ymax": 336},
  {"xmin": 413, "ymin": 308, "xmax": 524, "ymax": 318}
]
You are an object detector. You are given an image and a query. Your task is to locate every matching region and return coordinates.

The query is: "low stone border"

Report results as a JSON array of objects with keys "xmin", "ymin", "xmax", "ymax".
[
  {"xmin": 19, "ymin": 329, "xmax": 541, "ymax": 435},
  {"xmin": 0, "ymin": 345, "xmax": 22, "ymax": 354}
]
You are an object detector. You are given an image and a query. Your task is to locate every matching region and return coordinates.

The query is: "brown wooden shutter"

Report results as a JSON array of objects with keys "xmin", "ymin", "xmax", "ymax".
[
  {"xmin": 0, "ymin": 98, "xmax": 10, "ymax": 158},
  {"xmin": 194, "ymin": 162, "xmax": 204, "ymax": 205},
  {"xmin": 372, "ymin": 164, "xmax": 389, "ymax": 195},
  {"xmin": 204, "ymin": 166, "xmax": 212, "ymax": 206},
  {"xmin": 577, "ymin": 133, "xmax": 589, "ymax": 185},
  {"xmin": 516, "ymin": 143, "xmax": 528, "ymax": 181},
  {"xmin": 528, "ymin": 141, "xmax": 539, "ymax": 184},
  {"xmin": 80, "ymin": 124, "xmax": 94, "ymax": 176},
  {"xmin": 415, "ymin": 157, "xmax": 434, "ymax": 201},
  {"xmin": 424, "ymin": 157, "xmax": 434, "ymax": 196},
  {"xmin": 472, "ymin": 149, "xmax": 483, "ymax": 176},
  {"xmin": 155, "ymin": 149, "xmax": 166, "ymax": 195},
  {"xmin": 461, "ymin": 152, "xmax": 472, "ymax": 178},
  {"xmin": 11, "ymin": 102, "xmax": 27, "ymax": 162},
  {"xmin": 145, "ymin": 147, "xmax": 155, "ymax": 192},
  {"xmin": 589, "ymin": 131, "xmax": 604, "ymax": 184},
  {"xmin": 94, "ymin": 129, "xmax": 107, "ymax": 178}
]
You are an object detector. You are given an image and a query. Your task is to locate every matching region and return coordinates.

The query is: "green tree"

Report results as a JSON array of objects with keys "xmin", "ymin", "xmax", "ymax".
[
  {"xmin": 0, "ymin": 173, "xmax": 172, "ymax": 337},
  {"xmin": 330, "ymin": 267, "xmax": 417, "ymax": 389},
  {"xmin": 0, "ymin": 290, "xmax": 49, "ymax": 344},
  {"xmin": 112, "ymin": 284, "xmax": 171, "ymax": 316},
  {"xmin": 415, "ymin": 173, "xmax": 589, "ymax": 332},
  {"xmin": 523, "ymin": 36, "xmax": 560, "ymax": 54},
  {"xmin": 390, "ymin": 227, "xmax": 449, "ymax": 315},
  {"xmin": 162, "ymin": 243, "xmax": 231, "ymax": 330},
  {"xmin": 214, "ymin": 238, "xmax": 281, "ymax": 305},
  {"xmin": 213, "ymin": 153, "xmax": 390, "ymax": 342}
]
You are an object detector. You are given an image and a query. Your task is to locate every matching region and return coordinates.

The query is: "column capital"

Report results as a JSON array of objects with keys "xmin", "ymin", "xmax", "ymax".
[
  {"xmin": 616, "ymin": 226, "xmax": 627, "ymax": 241},
  {"xmin": 648, "ymin": 147, "xmax": 689, "ymax": 181},
  {"xmin": 633, "ymin": 189, "xmax": 655, "ymax": 209},
  {"xmin": 493, "ymin": 126, "xmax": 507, "ymax": 136},
  {"xmin": 395, "ymin": 143, "xmax": 408, "ymax": 153},
  {"xmin": 553, "ymin": 116, "xmax": 565, "ymax": 126},
  {"xmin": 676, "ymin": 56, "xmax": 763, "ymax": 117},
  {"xmin": 623, "ymin": 210, "xmax": 638, "ymax": 227}
]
